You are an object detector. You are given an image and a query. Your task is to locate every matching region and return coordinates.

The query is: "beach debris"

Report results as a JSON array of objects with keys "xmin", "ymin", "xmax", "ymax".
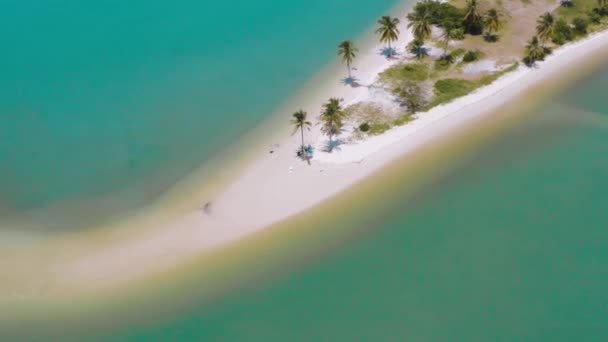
[{"xmin": 289, "ymin": 165, "xmax": 294, "ymax": 174}]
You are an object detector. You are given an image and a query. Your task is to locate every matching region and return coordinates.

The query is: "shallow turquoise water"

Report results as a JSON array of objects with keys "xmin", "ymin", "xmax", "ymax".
[
  {"xmin": 0, "ymin": 0, "xmax": 400, "ymax": 227},
  {"xmin": 2, "ymin": 1, "xmax": 608, "ymax": 340},
  {"xmin": 100, "ymin": 63, "xmax": 608, "ymax": 341}
]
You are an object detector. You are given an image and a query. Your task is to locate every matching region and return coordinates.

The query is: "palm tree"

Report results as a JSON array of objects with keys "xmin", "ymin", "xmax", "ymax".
[
  {"xmin": 536, "ymin": 12, "xmax": 555, "ymax": 46},
  {"xmin": 319, "ymin": 98, "xmax": 344, "ymax": 152},
  {"xmin": 409, "ymin": 39, "xmax": 428, "ymax": 59},
  {"xmin": 376, "ymin": 16, "xmax": 400, "ymax": 55},
  {"xmin": 485, "ymin": 9, "xmax": 501, "ymax": 33},
  {"xmin": 407, "ymin": 10, "xmax": 432, "ymax": 43},
  {"xmin": 337, "ymin": 40, "xmax": 358, "ymax": 78},
  {"xmin": 464, "ymin": 0, "xmax": 483, "ymax": 34},
  {"xmin": 291, "ymin": 110, "xmax": 312, "ymax": 156},
  {"xmin": 524, "ymin": 36, "xmax": 546, "ymax": 65},
  {"xmin": 440, "ymin": 25, "xmax": 458, "ymax": 54}
]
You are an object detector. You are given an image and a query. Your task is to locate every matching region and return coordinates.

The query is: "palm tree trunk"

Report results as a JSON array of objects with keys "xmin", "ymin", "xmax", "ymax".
[
  {"xmin": 300, "ymin": 126, "xmax": 305, "ymax": 152},
  {"xmin": 347, "ymin": 61, "xmax": 351, "ymax": 78}
]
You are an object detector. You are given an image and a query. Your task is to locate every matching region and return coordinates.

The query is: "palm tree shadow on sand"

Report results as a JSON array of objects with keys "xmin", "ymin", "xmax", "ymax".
[
  {"xmin": 322, "ymin": 138, "xmax": 344, "ymax": 153},
  {"xmin": 341, "ymin": 76, "xmax": 362, "ymax": 88},
  {"xmin": 380, "ymin": 47, "xmax": 399, "ymax": 59}
]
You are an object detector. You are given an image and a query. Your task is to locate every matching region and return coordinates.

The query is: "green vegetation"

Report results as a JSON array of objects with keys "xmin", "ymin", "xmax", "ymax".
[
  {"xmin": 450, "ymin": 48, "xmax": 467, "ymax": 58},
  {"xmin": 434, "ymin": 54, "xmax": 455, "ymax": 72},
  {"xmin": 408, "ymin": 39, "xmax": 429, "ymax": 59},
  {"xmin": 343, "ymin": 102, "xmax": 389, "ymax": 137},
  {"xmin": 464, "ymin": 0, "xmax": 484, "ymax": 34},
  {"xmin": 552, "ymin": 18, "xmax": 574, "ymax": 45},
  {"xmin": 462, "ymin": 49, "xmax": 482, "ymax": 62},
  {"xmin": 523, "ymin": 36, "xmax": 550, "ymax": 66},
  {"xmin": 376, "ymin": 16, "xmax": 401, "ymax": 54},
  {"xmin": 536, "ymin": 13, "xmax": 556, "ymax": 46},
  {"xmin": 425, "ymin": 63, "xmax": 518, "ymax": 108},
  {"xmin": 407, "ymin": 8, "xmax": 433, "ymax": 42},
  {"xmin": 379, "ymin": 63, "xmax": 430, "ymax": 84},
  {"xmin": 359, "ymin": 122, "xmax": 370, "ymax": 132},
  {"xmin": 557, "ymin": 0, "xmax": 608, "ymax": 21},
  {"xmin": 393, "ymin": 113, "xmax": 415, "ymax": 126},
  {"xmin": 395, "ymin": 81, "xmax": 425, "ymax": 113},
  {"xmin": 288, "ymin": 0, "xmax": 608, "ymax": 159},
  {"xmin": 483, "ymin": 8, "xmax": 502, "ymax": 42},
  {"xmin": 337, "ymin": 40, "xmax": 358, "ymax": 78},
  {"xmin": 368, "ymin": 122, "xmax": 392, "ymax": 135},
  {"xmin": 319, "ymin": 98, "xmax": 345, "ymax": 152},
  {"xmin": 429, "ymin": 78, "xmax": 477, "ymax": 108},
  {"xmin": 573, "ymin": 17, "xmax": 589, "ymax": 34}
]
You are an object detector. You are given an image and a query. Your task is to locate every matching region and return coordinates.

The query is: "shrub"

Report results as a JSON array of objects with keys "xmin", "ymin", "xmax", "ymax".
[
  {"xmin": 560, "ymin": 0, "xmax": 574, "ymax": 7},
  {"xmin": 463, "ymin": 50, "xmax": 480, "ymax": 62},
  {"xmin": 395, "ymin": 81, "xmax": 424, "ymax": 113},
  {"xmin": 573, "ymin": 17, "xmax": 589, "ymax": 34},
  {"xmin": 359, "ymin": 122, "xmax": 370, "ymax": 132},
  {"xmin": 589, "ymin": 11, "xmax": 602, "ymax": 23},
  {"xmin": 483, "ymin": 32, "xmax": 499, "ymax": 42},
  {"xmin": 552, "ymin": 18, "xmax": 574, "ymax": 45},
  {"xmin": 451, "ymin": 28, "xmax": 466, "ymax": 40},
  {"xmin": 434, "ymin": 54, "xmax": 455, "ymax": 72},
  {"xmin": 450, "ymin": 48, "xmax": 467, "ymax": 58}
]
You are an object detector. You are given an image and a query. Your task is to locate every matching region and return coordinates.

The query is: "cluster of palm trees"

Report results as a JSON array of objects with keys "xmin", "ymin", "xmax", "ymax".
[
  {"xmin": 337, "ymin": 15, "xmax": 401, "ymax": 81},
  {"xmin": 523, "ymin": 13, "xmax": 555, "ymax": 66},
  {"xmin": 290, "ymin": 97, "xmax": 345, "ymax": 159},
  {"xmin": 290, "ymin": 15, "xmax": 402, "ymax": 158}
]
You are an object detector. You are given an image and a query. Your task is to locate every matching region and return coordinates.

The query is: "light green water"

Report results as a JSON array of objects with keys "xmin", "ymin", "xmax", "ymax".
[{"xmin": 91, "ymin": 62, "xmax": 607, "ymax": 341}]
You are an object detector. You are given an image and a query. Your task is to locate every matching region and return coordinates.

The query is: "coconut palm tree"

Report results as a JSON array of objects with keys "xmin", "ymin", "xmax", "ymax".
[
  {"xmin": 484, "ymin": 9, "xmax": 501, "ymax": 41},
  {"xmin": 337, "ymin": 40, "xmax": 358, "ymax": 78},
  {"xmin": 524, "ymin": 36, "xmax": 546, "ymax": 65},
  {"xmin": 319, "ymin": 98, "xmax": 344, "ymax": 152},
  {"xmin": 536, "ymin": 12, "xmax": 555, "ymax": 46},
  {"xmin": 290, "ymin": 110, "xmax": 311, "ymax": 156},
  {"xmin": 440, "ymin": 25, "xmax": 459, "ymax": 54},
  {"xmin": 409, "ymin": 39, "xmax": 428, "ymax": 59},
  {"xmin": 407, "ymin": 10, "xmax": 432, "ymax": 43},
  {"xmin": 376, "ymin": 15, "xmax": 400, "ymax": 55},
  {"xmin": 464, "ymin": 0, "xmax": 484, "ymax": 34}
]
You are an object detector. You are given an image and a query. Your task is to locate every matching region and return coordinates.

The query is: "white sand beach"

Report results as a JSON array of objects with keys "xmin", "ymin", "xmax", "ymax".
[{"xmin": 1, "ymin": 7, "xmax": 605, "ymax": 295}]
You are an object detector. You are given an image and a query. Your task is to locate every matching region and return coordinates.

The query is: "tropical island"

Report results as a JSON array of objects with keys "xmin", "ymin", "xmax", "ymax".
[
  {"xmin": 291, "ymin": 0, "xmax": 608, "ymax": 161},
  {"xmin": 3, "ymin": 0, "xmax": 607, "ymax": 299}
]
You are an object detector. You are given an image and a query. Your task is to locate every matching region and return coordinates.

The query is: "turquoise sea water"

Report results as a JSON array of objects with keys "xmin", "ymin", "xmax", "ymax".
[
  {"xmin": 95, "ymin": 62, "xmax": 607, "ymax": 341},
  {"xmin": 0, "ymin": 0, "xmax": 401, "ymax": 228},
  {"xmin": 2, "ymin": 1, "xmax": 608, "ymax": 340}
]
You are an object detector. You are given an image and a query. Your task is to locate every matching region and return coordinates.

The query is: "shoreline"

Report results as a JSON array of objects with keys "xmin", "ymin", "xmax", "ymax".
[{"xmin": 4, "ymin": 13, "xmax": 608, "ymax": 295}]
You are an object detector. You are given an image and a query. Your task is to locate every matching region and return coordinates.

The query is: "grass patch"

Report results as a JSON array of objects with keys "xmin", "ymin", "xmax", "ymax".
[
  {"xmin": 450, "ymin": 48, "xmax": 467, "ymax": 58},
  {"xmin": 426, "ymin": 78, "xmax": 477, "ymax": 109},
  {"xmin": 368, "ymin": 123, "xmax": 392, "ymax": 135},
  {"xmin": 393, "ymin": 113, "xmax": 416, "ymax": 126},
  {"xmin": 556, "ymin": 0, "xmax": 599, "ymax": 21},
  {"xmin": 378, "ymin": 63, "xmax": 430, "ymax": 84},
  {"xmin": 424, "ymin": 63, "xmax": 519, "ymax": 109}
]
